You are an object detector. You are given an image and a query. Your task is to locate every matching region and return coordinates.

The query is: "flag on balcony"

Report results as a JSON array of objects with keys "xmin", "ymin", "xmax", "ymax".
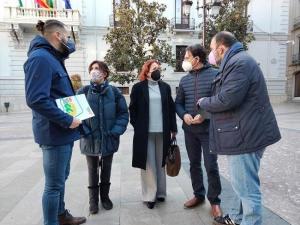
[
  {"xmin": 18, "ymin": 0, "xmax": 23, "ymax": 7},
  {"xmin": 35, "ymin": 0, "xmax": 50, "ymax": 9},
  {"xmin": 47, "ymin": 0, "xmax": 54, "ymax": 8},
  {"xmin": 63, "ymin": 0, "xmax": 72, "ymax": 9}
]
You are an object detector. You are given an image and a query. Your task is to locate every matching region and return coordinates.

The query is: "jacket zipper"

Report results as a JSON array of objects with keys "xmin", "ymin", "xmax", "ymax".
[{"xmin": 194, "ymin": 73, "xmax": 199, "ymax": 115}]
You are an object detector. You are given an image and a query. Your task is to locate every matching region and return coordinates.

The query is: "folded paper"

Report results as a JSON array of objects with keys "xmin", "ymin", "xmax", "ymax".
[{"xmin": 56, "ymin": 94, "xmax": 94, "ymax": 121}]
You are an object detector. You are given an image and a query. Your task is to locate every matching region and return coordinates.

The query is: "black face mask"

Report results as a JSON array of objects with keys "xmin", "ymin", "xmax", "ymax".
[
  {"xmin": 151, "ymin": 70, "xmax": 161, "ymax": 81},
  {"xmin": 59, "ymin": 39, "xmax": 76, "ymax": 58}
]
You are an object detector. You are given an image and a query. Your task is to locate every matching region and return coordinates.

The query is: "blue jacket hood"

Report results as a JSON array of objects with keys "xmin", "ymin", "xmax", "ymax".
[
  {"xmin": 28, "ymin": 35, "xmax": 53, "ymax": 56},
  {"xmin": 27, "ymin": 35, "xmax": 68, "ymax": 61}
]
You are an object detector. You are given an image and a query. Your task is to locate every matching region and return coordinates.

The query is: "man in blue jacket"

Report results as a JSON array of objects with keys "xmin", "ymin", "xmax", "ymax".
[
  {"xmin": 198, "ymin": 31, "xmax": 281, "ymax": 225},
  {"xmin": 175, "ymin": 44, "xmax": 223, "ymax": 220},
  {"xmin": 24, "ymin": 20, "xmax": 86, "ymax": 225}
]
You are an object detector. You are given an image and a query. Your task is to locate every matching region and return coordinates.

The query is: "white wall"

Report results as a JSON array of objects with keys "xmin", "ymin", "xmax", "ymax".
[
  {"xmin": 248, "ymin": 0, "xmax": 289, "ymax": 34},
  {"xmin": 82, "ymin": 0, "xmax": 201, "ymax": 28},
  {"xmin": 82, "ymin": 0, "xmax": 112, "ymax": 27},
  {"xmin": 0, "ymin": 32, "xmax": 10, "ymax": 76},
  {"xmin": 247, "ymin": 0, "xmax": 289, "ymax": 83},
  {"xmin": 248, "ymin": 39, "xmax": 287, "ymax": 79},
  {"xmin": 79, "ymin": 30, "xmax": 110, "ymax": 80}
]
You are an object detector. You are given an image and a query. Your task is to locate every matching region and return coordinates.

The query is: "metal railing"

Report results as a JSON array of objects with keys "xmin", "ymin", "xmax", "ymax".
[
  {"xmin": 171, "ymin": 17, "xmax": 195, "ymax": 30},
  {"xmin": 292, "ymin": 53, "xmax": 300, "ymax": 65},
  {"xmin": 3, "ymin": 7, "xmax": 81, "ymax": 25}
]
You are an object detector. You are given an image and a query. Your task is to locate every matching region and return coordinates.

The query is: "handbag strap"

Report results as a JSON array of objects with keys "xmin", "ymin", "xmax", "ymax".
[{"xmin": 171, "ymin": 137, "xmax": 177, "ymax": 145}]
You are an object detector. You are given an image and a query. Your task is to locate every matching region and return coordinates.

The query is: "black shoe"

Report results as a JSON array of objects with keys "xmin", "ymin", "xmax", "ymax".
[
  {"xmin": 101, "ymin": 198, "xmax": 113, "ymax": 210},
  {"xmin": 146, "ymin": 201, "xmax": 155, "ymax": 209},
  {"xmin": 213, "ymin": 215, "xmax": 238, "ymax": 225},
  {"xmin": 157, "ymin": 197, "xmax": 165, "ymax": 202}
]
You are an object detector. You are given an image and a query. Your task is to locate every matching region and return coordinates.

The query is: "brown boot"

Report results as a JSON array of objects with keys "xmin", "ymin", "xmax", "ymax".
[
  {"xmin": 184, "ymin": 196, "xmax": 205, "ymax": 208},
  {"xmin": 59, "ymin": 210, "xmax": 86, "ymax": 225},
  {"xmin": 211, "ymin": 204, "xmax": 223, "ymax": 218}
]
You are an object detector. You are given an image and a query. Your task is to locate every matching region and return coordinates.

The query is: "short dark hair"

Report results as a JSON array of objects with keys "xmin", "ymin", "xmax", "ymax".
[
  {"xmin": 88, "ymin": 60, "xmax": 110, "ymax": 78},
  {"xmin": 214, "ymin": 31, "xmax": 237, "ymax": 48},
  {"xmin": 36, "ymin": 20, "xmax": 66, "ymax": 35},
  {"xmin": 186, "ymin": 44, "xmax": 207, "ymax": 64}
]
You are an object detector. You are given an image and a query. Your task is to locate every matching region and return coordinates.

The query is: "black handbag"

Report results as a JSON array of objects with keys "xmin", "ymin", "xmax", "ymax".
[{"xmin": 166, "ymin": 138, "xmax": 181, "ymax": 177}]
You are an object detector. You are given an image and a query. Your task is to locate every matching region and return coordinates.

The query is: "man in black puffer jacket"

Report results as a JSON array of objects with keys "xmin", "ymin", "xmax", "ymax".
[{"xmin": 175, "ymin": 44, "xmax": 223, "ymax": 220}]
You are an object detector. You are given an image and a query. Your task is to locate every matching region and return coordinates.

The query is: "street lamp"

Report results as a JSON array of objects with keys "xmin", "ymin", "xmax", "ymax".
[
  {"xmin": 196, "ymin": 0, "xmax": 222, "ymax": 17},
  {"xmin": 183, "ymin": 0, "xmax": 223, "ymax": 46},
  {"xmin": 210, "ymin": 0, "xmax": 222, "ymax": 17}
]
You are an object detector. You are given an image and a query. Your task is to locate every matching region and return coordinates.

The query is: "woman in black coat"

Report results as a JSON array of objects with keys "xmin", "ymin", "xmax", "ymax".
[{"xmin": 129, "ymin": 59, "xmax": 177, "ymax": 209}]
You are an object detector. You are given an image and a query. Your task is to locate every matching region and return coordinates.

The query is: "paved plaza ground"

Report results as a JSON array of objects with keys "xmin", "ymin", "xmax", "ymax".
[{"xmin": 0, "ymin": 102, "xmax": 299, "ymax": 225}]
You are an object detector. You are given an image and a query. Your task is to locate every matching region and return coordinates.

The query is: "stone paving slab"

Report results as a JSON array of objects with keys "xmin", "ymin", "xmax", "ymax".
[{"xmin": 0, "ymin": 103, "xmax": 299, "ymax": 225}]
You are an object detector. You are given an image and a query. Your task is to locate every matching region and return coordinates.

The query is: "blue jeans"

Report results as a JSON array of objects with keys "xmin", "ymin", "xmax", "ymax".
[
  {"xmin": 41, "ymin": 143, "xmax": 73, "ymax": 225},
  {"xmin": 227, "ymin": 149, "xmax": 264, "ymax": 225}
]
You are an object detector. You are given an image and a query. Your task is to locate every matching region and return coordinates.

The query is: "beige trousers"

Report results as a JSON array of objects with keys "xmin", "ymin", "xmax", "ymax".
[{"xmin": 141, "ymin": 132, "xmax": 167, "ymax": 202}]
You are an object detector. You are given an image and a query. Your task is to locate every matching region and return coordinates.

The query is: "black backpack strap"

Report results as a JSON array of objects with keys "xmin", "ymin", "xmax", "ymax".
[
  {"xmin": 82, "ymin": 85, "xmax": 90, "ymax": 97},
  {"xmin": 80, "ymin": 85, "xmax": 93, "ymax": 137},
  {"xmin": 110, "ymin": 85, "xmax": 122, "ymax": 104}
]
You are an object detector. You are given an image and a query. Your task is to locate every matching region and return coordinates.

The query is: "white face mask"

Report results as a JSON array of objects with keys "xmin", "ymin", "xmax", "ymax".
[
  {"xmin": 182, "ymin": 60, "xmax": 193, "ymax": 72},
  {"xmin": 90, "ymin": 70, "xmax": 105, "ymax": 84}
]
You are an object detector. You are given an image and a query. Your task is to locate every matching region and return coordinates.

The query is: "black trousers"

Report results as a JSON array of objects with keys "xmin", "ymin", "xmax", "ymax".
[
  {"xmin": 86, "ymin": 154, "xmax": 114, "ymax": 188},
  {"xmin": 184, "ymin": 131, "xmax": 221, "ymax": 205}
]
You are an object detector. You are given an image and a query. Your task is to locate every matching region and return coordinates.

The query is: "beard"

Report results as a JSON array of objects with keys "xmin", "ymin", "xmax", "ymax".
[
  {"xmin": 215, "ymin": 54, "xmax": 222, "ymax": 66},
  {"xmin": 59, "ymin": 41, "xmax": 69, "ymax": 54}
]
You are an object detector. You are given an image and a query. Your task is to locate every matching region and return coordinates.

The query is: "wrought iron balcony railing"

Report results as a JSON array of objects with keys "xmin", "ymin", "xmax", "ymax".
[
  {"xmin": 171, "ymin": 17, "xmax": 195, "ymax": 30},
  {"xmin": 292, "ymin": 53, "xmax": 300, "ymax": 65}
]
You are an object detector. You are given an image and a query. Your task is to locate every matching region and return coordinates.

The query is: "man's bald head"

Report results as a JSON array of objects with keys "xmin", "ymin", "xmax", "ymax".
[
  {"xmin": 209, "ymin": 31, "xmax": 238, "ymax": 66},
  {"xmin": 213, "ymin": 31, "xmax": 237, "ymax": 48}
]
